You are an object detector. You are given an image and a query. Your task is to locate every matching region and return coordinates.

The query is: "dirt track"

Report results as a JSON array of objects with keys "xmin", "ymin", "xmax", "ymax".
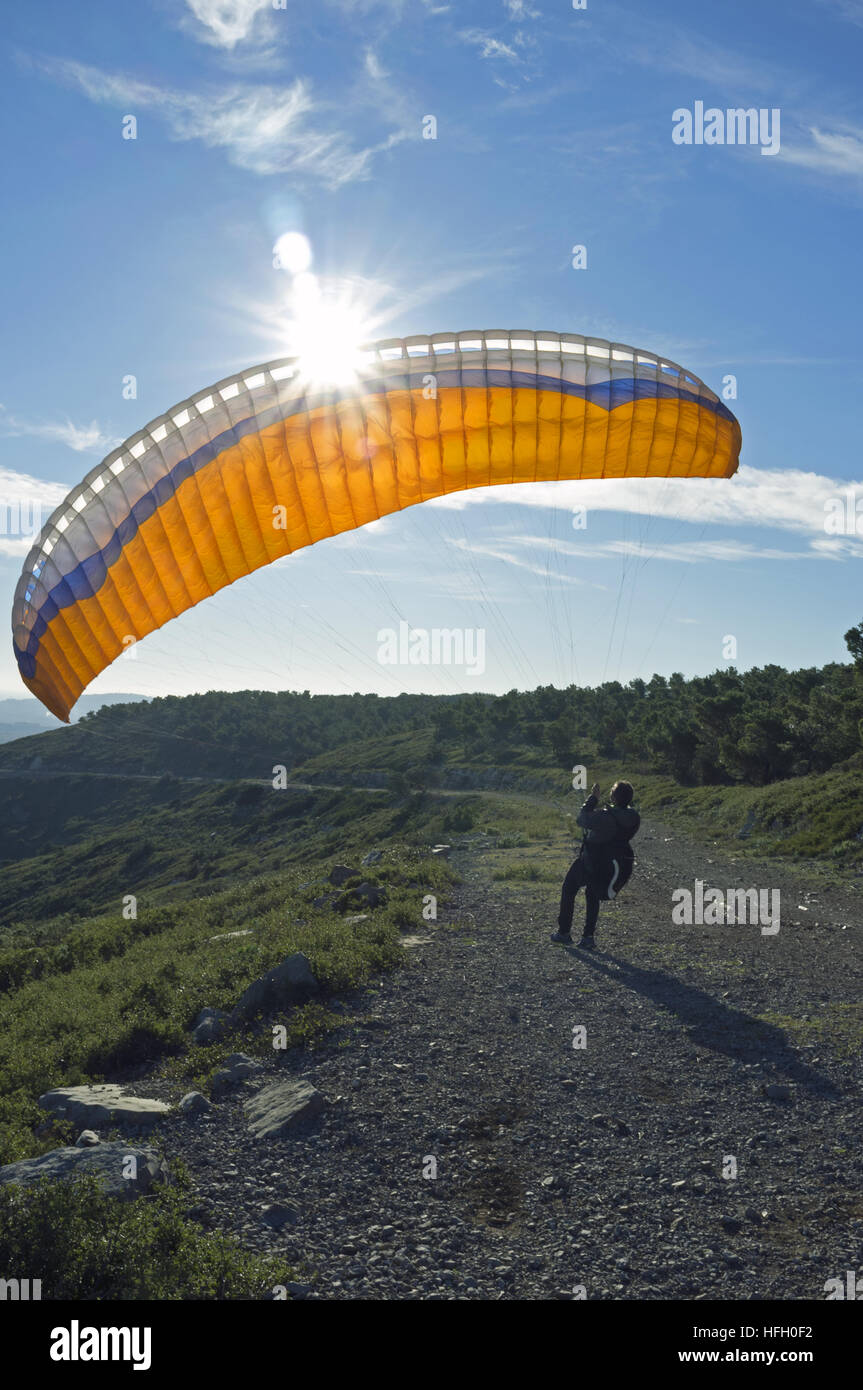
[{"xmin": 154, "ymin": 814, "xmax": 863, "ymax": 1300}]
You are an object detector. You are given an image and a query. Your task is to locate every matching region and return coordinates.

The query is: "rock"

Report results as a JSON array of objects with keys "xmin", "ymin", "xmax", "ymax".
[
  {"xmin": 193, "ymin": 1006, "xmax": 225, "ymax": 1025},
  {"xmin": 361, "ymin": 850, "xmax": 383, "ymax": 866},
  {"xmin": 0, "ymin": 1142, "xmax": 167, "ymax": 1199},
  {"xmin": 208, "ymin": 930, "xmax": 254, "ymax": 943},
  {"xmin": 738, "ymin": 809, "xmax": 756, "ymax": 840},
  {"xmin": 231, "ymin": 952, "xmax": 319, "ymax": 1022},
  {"xmin": 329, "ymin": 864, "xmax": 359, "ymax": 886},
  {"xmin": 401, "ymin": 935, "xmax": 433, "ymax": 949},
  {"xmin": 75, "ymin": 1130, "xmax": 100, "ymax": 1147},
  {"xmin": 244, "ymin": 1079, "xmax": 326, "ymax": 1140},
  {"xmin": 179, "ymin": 1092, "xmax": 212, "ymax": 1115},
  {"xmin": 431, "ymin": 845, "xmax": 451, "ymax": 856},
  {"xmin": 261, "ymin": 1202, "xmax": 297, "ymax": 1229},
  {"xmin": 344, "ymin": 914, "xmax": 369, "ymax": 925},
  {"xmin": 312, "ymin": 893, "xmax": 340, "ymax": 909},
  {"xmin": 764, "ymin": 1084, "xmax": 792, "ymax": 1101},
  {"xmin": 38, "ymin": 1085, "xmax": 170, "ymax": 1132},
  {"xmin": 721, "ymin": 1215, "xmax": 742, "ymax": 1233},
  {"xmin": 335, "ymin": 881, "xmax": 386, "ymax": 911},
  {"xmin": 211, "ymin": 1054, "xmax": 264, "ymax": 1094},
  {"xmin": 358, "ymin": 881, "xmax": 385, "ymax": 906},
  {"xmin": 191, "ymin": 1007, "xmax": 231, "ymax": 1045}
]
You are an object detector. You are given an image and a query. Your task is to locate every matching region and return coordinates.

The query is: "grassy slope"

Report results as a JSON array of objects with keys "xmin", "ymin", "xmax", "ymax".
[
  {"xmin": 3, "ymin": 723, "xmax": 863, "ymax": 1293},
  {"xmin": 0, "ymin": 768, "xmax": 461, "ymax": 1298},
  {"xmin": 0, "ymin": 782, "xmax": 458, "ymax": 1164},
  {"xmin": 5, "ymin": 685, "xmax": 863, "ymax": 1298},
  {"xmin": 631, "ymin": 756, "xmax": 863, "ymax": 881},
  {"xmin": 6, "ymin": 737, "xmax": 863, "ymax": 934},
  {"xmin": 296, "ymin": 729, "xmax": 863, "ymax": 873}
]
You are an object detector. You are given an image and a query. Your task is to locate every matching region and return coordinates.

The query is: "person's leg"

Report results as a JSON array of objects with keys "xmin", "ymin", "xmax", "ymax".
[
  {"xmin": 554, "ymin": 857, "xmax": 587, "ymax": 940},
  {"xmin": 581, "ymin": 881, "xmax": 600, "ymax": 945}
]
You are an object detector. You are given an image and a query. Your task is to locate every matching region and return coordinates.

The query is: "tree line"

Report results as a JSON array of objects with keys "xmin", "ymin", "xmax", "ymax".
[{"xmin": 45, "ymin": 625, "xmax": 863, "ymax": 788}]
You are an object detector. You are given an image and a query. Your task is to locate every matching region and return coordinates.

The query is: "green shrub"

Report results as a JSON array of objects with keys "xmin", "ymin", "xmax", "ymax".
[
  {"xmin": 0, "ymin": 1177, "xmax": 293, "ymax": 1300},
  {"xmin": 492, "ymin": 863, "xmax": 544, "ymax": 881}
]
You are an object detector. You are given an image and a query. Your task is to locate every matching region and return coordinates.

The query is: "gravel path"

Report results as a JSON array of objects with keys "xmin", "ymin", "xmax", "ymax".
[{"xmin": 152, "ymin": 817, "xmax": 863, "ymax": 1300}]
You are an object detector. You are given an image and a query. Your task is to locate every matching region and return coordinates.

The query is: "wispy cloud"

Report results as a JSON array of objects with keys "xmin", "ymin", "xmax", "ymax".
[
  {"xmin": 569, "ymin": 7, "xmax": 801, "ymax": 97},
  {"xmin": 449, "ymin": 536, "xmax": 604, "ymax": 587},
  {"xmin": 572, "ymin": 8, "xmax": 863, "ymax": 195},
  {"xmin": 455, "ymin": 7, "xmax": 547, "ymax": 89},
  {"xmin": 355, "ymin": 46, "xmax": 416, "ymax": 149},
  {"xmin": 322, "ymin": 0, "xmax": 451, "ymax": 14},
  {"xmin": 780, "ymin": 124, "xmax": 863, "ymax": 180},
  {"xmin": 820, "ymin": 0, "xmax": 863, "ymax": 26},
  {"xmin": 0, "ymin": 405, "xmax": 120, "ymax": 454},
  {"xmin": 459, "ymin": 30, "xmax": 520, "ymax": 63},
  {"xmin": 504, "ymin": 0, "xmax": 540, "ymax": 18},
  {"xmin": 36, "ymin": 56, "xmax": 402, "ymax": 188},
  {"xmin": 430, "ymin": 465, "xmax": 863, "ymax": 559},
  {"xmin": 0, "ymin": 465, "xmax": 68, "ymax": 557},
  {"xmin": 475, "ymin": 529, "xmax": 827, "ymax": 567},
  {"xmin": 585, "ymin": 538, "xmax": 828, "ymax": 564},
  {"xmin": 637, "ymin": 34, "xmax": 789, "ymax": 94},
  {"xmin": 181, "ymin": 0, "xmax": 275, "ymax": 50}
]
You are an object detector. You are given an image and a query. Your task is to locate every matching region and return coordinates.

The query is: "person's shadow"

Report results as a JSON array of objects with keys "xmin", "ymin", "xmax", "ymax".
[{"xmin": 567, "ymin": 947, "xmax": 841, "ymax": 1099}]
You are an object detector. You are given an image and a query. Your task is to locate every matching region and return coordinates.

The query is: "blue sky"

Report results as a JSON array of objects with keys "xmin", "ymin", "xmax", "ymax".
[{"xmin": 2, "ymin": 0, "xmax": 863, "ymax": 717}]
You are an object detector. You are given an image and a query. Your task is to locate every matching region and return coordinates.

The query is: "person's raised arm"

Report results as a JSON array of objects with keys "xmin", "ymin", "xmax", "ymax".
[{"xmin": 576, "ymin": 783, "xmax": 605, "ymax": 830}]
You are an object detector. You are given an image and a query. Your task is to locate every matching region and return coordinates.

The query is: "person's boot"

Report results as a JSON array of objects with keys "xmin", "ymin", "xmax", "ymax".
[
  {"xmin": 577, "ymin": 934, "xmax": 597, "ymax": 950},
  {"xmin": 550, "ymin": 929, "xmax": 573, "ymax": 943}
]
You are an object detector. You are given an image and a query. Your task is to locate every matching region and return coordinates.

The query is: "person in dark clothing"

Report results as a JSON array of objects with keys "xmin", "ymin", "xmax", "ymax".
[
  {"xmin": 551, "ymin": 779, "xmax": 640, "ymax": 948},
  {"xmin": 554, "ymin": 854, "xmax": 601, "ymax": 947}
]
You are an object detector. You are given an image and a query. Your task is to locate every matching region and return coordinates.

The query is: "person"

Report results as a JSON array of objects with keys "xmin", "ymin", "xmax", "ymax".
[{"xmin": 550, "ymin": 780, "xmax": 640, "ymax": 949}]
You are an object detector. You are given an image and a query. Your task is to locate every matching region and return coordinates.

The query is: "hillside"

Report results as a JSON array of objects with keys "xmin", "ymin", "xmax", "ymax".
[
  {"xmin": 153, "ymin": 823, "xmax": 863, "ymax": 1300},
  {"xmin": 2, "ymin": 670, "xmax": 863, "ymax": 1302}
]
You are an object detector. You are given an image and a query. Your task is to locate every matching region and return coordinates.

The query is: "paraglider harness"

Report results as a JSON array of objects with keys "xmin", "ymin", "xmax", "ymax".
[{"xmin": 581, "ymin": 807, "xmax": 638, "ymax": 901}]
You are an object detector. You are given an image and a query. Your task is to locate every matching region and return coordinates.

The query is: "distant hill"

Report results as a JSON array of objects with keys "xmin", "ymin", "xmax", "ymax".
[
  {"xmin": 0, "ymin": 693, "xmax": 148, "ymax": 727},
  {"xmin": 0, "ymin": 689, "xmax": 446, "ymax": 779},
  {"xmin": 1, "ymin": 662, "xmax": 862, "ymax": 791},
  {"xmin": 0, "ymin": 723, "xmax": 45, "ymax": 744}
]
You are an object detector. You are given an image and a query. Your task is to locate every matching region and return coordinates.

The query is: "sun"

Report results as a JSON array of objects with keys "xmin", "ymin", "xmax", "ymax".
[
  {"xmin": 270, "ymin": 230, "xmax": 375, "ymax": 389},
  {"xmin": 289, "ymin": 286, "xmax": 371, "ymax": 390},
  {"xmin": 273, "ymin": 233, "xmax": 373, "ymax": 390}
]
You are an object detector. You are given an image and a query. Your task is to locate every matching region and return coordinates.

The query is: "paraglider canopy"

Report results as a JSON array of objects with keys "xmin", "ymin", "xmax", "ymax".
[{"xmin": 12, "ymin": 329, "xmax": 741, "ymax": 722}]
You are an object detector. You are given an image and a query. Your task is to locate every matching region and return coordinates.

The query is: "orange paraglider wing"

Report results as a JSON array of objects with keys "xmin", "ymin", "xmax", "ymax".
[{"xmin": 12, "ymin": 330, "xmax": 741, "ymax": 721}]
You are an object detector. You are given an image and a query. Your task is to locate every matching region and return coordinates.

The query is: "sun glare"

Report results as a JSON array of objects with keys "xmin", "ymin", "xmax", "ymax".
[
  {"xmin": 274, "ymin": 231, "xmax": 373, "ymax": 390},
  {"xmin": 289, "ymin": 292, "xmax": 370, "ymax": 389}
]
